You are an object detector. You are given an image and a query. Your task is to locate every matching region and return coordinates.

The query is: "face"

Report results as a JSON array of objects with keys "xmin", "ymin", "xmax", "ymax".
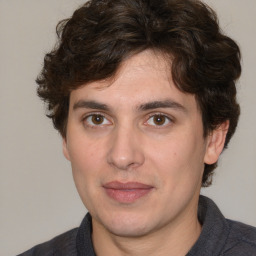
[{"xmin": 63, "ymin": 50, "xmax": 223, "ymax": 238}]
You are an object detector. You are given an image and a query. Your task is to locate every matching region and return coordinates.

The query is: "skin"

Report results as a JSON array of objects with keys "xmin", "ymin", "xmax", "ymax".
[{"xmin": 63, "ymin": 50, "xmax": 228, "ymax": 256}]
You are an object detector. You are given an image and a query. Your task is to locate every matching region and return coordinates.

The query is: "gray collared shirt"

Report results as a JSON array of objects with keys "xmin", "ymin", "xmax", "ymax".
[{"xmin": 18, "ymin": 196, "xmax": 256, "ymax": 255}]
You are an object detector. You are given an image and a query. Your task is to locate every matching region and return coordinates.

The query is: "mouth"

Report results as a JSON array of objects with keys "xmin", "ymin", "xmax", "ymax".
[{"xmin": 103, "ymin": 181, "xmax": 154, "ymax": 203}]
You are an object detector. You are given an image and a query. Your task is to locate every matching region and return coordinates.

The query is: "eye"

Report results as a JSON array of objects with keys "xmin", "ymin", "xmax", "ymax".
[
  {"xmin": 84, "ymin": 114, "xmax": 111, "ymax": 127},
  {"xmin": 146, "ymin": 114, "xmax": 172, "ymax": 127}
]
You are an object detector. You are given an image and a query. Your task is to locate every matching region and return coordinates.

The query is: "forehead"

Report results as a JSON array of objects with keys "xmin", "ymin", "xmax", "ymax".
[{"xmin": 69, "ymin": 50, "xmax": 197, "ymax": 112}]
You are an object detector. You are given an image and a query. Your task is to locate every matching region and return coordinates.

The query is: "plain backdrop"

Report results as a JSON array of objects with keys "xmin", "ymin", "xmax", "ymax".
[{"xmin": 0, "ymin": 1, "xmax": 255, "ymax": 255}]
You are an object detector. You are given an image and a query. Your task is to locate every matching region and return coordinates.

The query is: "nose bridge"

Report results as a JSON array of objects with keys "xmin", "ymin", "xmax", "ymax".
[{"xmin": 107, "ymin": 121, "xmax": 145, "ymax": 170}]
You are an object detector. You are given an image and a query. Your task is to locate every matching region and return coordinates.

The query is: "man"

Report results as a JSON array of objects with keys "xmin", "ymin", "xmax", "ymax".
[{"xmin": 19, "ymin": 0, "xmax": 256, "ymax": 255}]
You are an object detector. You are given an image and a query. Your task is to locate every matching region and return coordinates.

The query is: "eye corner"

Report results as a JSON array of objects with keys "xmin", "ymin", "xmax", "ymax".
[
  {"xmin": 82, "ymin": 113, "xmax": 113, "ymax": 128},
  {"xmin": 145, "ymin": 113, "xmax": 173, "ymax": 128}
]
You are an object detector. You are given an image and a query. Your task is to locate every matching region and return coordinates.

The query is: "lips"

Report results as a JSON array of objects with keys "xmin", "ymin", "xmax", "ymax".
[{"xmin": 103, "ymin": 181, "xmax": 153, "ymax": 203}]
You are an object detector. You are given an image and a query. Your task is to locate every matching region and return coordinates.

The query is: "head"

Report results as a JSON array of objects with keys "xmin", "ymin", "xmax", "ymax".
[{"xmin": 37, "ymin": 0, "xmax": 240, "ymax": 186}]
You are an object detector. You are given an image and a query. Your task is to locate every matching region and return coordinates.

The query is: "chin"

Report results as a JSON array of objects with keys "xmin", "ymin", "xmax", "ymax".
[
  {"xmin": 107, "ymin": 222, "xmax": 151, "ymax": 238},
  {"xmin": 98, "ymin": 211, "xmax": 156, "ymax": 238}
]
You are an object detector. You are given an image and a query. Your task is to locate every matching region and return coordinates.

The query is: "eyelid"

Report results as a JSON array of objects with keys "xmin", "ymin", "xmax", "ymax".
[
  {"xmin": 82, "ymin": 112, "xmax": 113, "ymax": 127},
  {"xmin": 144, "ymin": 112, "xmax": 174, "ymax": 127}
]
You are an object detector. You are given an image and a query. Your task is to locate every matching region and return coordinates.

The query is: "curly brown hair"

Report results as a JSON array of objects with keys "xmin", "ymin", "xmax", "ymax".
[{"xmin": 36, "ymin": 0, "xmax": 241, "ymax": 187}]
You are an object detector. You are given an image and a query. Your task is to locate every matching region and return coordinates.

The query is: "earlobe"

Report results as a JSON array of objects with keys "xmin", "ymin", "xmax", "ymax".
[
  {"xmin": 204, "ymin": 121, "xmax": 229, "ymax": 165},
  {"xmin": 63, "ymin": 138, "xmax": 71, "ymax": 161}
]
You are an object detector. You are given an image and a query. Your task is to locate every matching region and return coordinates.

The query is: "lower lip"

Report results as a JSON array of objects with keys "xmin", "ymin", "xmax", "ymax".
[{"xmin": 104, "ymin": 188, "xmax": 152, "ymax": 203}]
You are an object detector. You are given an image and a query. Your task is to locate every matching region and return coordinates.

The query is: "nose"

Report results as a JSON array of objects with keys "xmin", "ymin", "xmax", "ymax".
[{"xmin": 107, "ymin": 125, "xmax": 145, "ymax": 171}]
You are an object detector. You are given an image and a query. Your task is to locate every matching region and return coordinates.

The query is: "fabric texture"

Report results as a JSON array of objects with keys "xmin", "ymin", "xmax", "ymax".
[{"xmin": 18, "ymin": 196, "xmax": 256, "ymax": 256}]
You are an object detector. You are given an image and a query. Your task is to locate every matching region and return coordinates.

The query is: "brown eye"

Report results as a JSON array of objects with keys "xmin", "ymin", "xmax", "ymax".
[
  {"xmin": 153, "ymin": 115, "xmax": 166, "ymax": 125},
  {"xmin": 91, "ymin": 115, "xmax": 104, "ymax": 125},
  {"xmin": 84, "ymin": 114, "xmax": 111, "ymax": 127},
  {"xmin": 146, "ymin": 114, "xmax": 171, "ymax": 127}
]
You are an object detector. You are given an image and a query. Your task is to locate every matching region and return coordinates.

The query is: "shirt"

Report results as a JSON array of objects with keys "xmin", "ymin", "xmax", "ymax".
[{"xmin": 18, "ymin": 195, "xmax": 256, "ymax": 255}]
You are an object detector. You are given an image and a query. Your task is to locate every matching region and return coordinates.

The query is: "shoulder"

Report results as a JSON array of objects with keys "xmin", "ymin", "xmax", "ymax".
[
  {"xmin": 17, "ymin": 228, "xmax": 78, "ymax": 256},
  {"xmin": 222, "ymin": 219, "xmax": 256, "ymax": 255}
]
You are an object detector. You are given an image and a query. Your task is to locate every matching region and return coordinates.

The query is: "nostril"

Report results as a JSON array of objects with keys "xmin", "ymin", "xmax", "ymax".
[{"xmin": 106, "ymin": 144, "xmax": 145, "ymax": 171}]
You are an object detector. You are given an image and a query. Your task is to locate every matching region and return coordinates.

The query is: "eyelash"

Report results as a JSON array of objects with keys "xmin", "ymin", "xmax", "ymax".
[
  {"xmin": 82, "ymin": 112, "xmax": 173, "ymax": 128},
  {"xmin": 82, "ymin": 113, "xmax": 112, "ymax": 128},
  {"xmin": 145, "ymin": 113, "xmax": 173, "ymax": 127}
]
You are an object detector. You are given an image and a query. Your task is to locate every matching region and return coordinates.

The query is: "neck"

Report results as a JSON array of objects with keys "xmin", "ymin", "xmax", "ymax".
[{"xmin": 92, "ymin": 198, "xmax": 201, "ymax": 256}]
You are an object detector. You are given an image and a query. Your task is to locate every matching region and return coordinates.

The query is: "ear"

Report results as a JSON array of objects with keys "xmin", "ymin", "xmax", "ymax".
[
  {"xmin": 204, "ymin": 121, "xmax": 229, "ymax": 165},
  {"xmin": 62, "ymin": 138, "xmax": 71, "ymax": 161}
]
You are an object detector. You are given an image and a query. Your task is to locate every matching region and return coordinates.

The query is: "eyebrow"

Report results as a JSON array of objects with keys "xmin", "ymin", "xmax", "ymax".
[
  {"xmin": 73, "ymin": 99, "xmax": 187, "ymax": 113},
  {"xmin": 73, "ymin": 100, "xmax": 110, "ymax": 111},
  {"xmin": 138, "ymin": 100, "xmax": 187, "ymax": 113}
]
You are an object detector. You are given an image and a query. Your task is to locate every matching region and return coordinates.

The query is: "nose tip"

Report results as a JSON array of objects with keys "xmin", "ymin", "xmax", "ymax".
[
  {"xmin": 109, "ymin": 155, "xmax": 139, "ymax": 171},
  {"xmin": 107, "ymin": 128, "xmax": 145, "ymax": 171}
]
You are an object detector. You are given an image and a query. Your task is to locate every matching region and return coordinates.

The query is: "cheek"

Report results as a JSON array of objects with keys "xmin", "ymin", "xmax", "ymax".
[
  {"xmin": 67, "ymin": 135, "xmax": 105, "ymax": 189},
  {"xmin": 148, "ymin": 132, "xmax": 205, "ymax": 186},
  {"xmin": 68, "ymin": 139, "xmax": 106, "ymax": 210},
  {"xmin": 67, "ymin": 129, "xmax": 105, "ymax": 166}
]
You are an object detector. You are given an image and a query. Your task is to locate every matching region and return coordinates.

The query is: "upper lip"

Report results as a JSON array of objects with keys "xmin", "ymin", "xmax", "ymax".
[{"xmin": 103, "ymin": 181, "xmax": 153, "ymax": 190}]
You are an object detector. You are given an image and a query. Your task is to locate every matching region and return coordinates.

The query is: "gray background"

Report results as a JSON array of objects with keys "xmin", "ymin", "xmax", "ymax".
[{"xmin": 0, "ymin": 1, "xmax": 255, "ymax": 255}]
